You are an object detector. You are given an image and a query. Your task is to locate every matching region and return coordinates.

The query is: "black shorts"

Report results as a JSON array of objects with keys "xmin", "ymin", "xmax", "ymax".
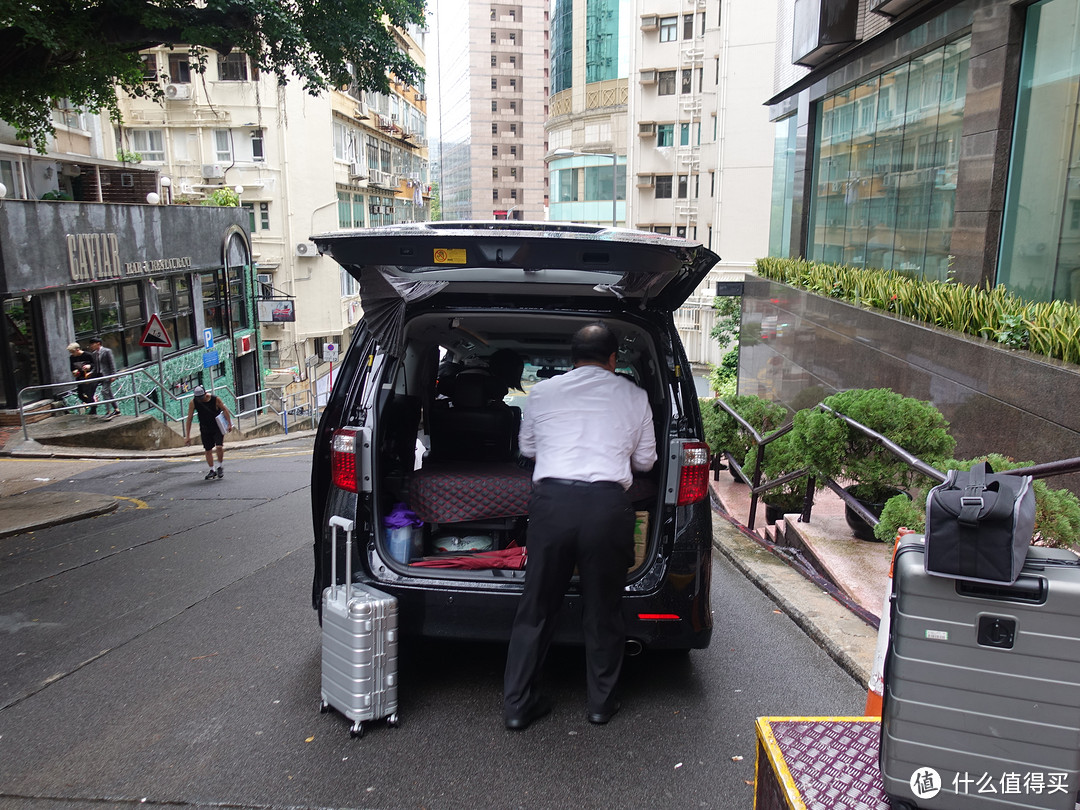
[{"xmin": 199, "ymin": 429, "xmax": 224, "ymax": 451}]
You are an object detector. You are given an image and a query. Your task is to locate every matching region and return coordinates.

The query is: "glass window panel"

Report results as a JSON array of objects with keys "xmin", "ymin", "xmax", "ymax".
[
  {"xmin": 1000, "ymin": 0, "xmax": 1080, "ymax": 302},
  {"xmin": 806, "ymin": 36, "xmax": 968, "ymax": 276},
  {"xmin": 121, "ymin": 282, "xmax": 142, "ymax": 324},
  {"xmin": 96, "ymin": 286, "xmax": 121, "ymax": 330},
  {"xmin": 159, "ymin": 278, "xmax": 176, "ymax": 314},
  {"xmin": 657, "ymin": 124, "xmax": 674, "ymax": 147}
]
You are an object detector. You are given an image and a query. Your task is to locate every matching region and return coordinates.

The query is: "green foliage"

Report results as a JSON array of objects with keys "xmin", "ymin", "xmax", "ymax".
[
  {"xmin": 203, "ymin": 187, "xmax": 239, "ymax": 207},
  {"xmin": 707, "ymin": 394, "xmax": 788, "ymax": 467},
  {"xmin": 755, "ymin": 257, "xmax": 1080, "ymax": 366},
  {"xmin": 429, "ymin": 182, "xmax": 441, "ymax": 221},
  {"xmin": 709, "ymin": 295, "xmax": 742, "ymax": 346},
  {"xmin": 40, "ymin": 190, "xmax": 73, "ymax": 201},
  {"xmin": 116, "ymin": 149, "xmax": 142, "ymax": 164},
  {"xmin": 792, "ymin": 388, "xmax": 955, "ymax": 503},
  {"xmin": 0, "ymin": 0, "xmax": 425, "ymax": 153},
  {"xmin": 743, "ymin": 430, "xmax": 810, "ymax": 506},
  {"xmin": 874, "ymin": 493, "xmax": 926, "ymax": 542},
  {"xmin": 708, "ymin": 345, "xmax": 739, "ymax": 398}
]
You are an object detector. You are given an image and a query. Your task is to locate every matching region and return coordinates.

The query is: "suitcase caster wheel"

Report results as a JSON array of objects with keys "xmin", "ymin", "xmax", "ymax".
[
  {"xmin": 320, "ymin": 701, "xmax": 329, "ymax": 714},
  {"xmin": 387, "ymin": 713, "xmax": 399, "ymax": 728},
  {"xmin": 350, "ymin": 723, "xmax": 364, "ymax": 739}
]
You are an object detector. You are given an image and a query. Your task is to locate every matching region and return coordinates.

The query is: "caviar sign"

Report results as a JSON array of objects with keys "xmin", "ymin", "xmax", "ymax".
[{"xmin": 66, "ymin": 233, "xmax": 191, "ymax": 283}]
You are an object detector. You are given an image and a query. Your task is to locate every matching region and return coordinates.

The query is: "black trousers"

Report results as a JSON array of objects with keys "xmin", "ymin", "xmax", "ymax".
[
  {"xmin": 76, "ymin": 382, "xmax": 97, "ymax": 414},
  {"xmin": 503, "ymin": 480, "xmax": 635, "ymax": 716}
]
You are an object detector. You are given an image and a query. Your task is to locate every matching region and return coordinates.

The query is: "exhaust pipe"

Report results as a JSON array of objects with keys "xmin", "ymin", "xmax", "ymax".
[{"xmin": 624, "ymin": 639, "xmax": 644, "ymax": 657}]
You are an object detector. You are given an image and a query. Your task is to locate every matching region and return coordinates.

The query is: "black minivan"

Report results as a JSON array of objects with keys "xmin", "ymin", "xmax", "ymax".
[{"xmin": 310, "ymin": 222, "xmax": 718, "ymax": 653}]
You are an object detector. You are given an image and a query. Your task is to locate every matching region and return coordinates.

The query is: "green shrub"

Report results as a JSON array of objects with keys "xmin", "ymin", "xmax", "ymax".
[
  {"xmin": 793, "ymin": 388, "xmax": 955, "ymax": 503},
  {"xmin": 705, "ymin": 394, "xmax": 788, "ymax": 465},
  {"xmin": 755, "ymin": 257, "xmax": 1080, "ymax": 366},
  {"xmin": 874, "ymin": 493, "xmax": 926, "ymax": 542}
]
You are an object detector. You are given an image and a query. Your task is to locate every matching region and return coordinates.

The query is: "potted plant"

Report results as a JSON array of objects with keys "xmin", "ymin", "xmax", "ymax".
[
  {"xmin": 705, "ymin": 394, "xmax": 788, "ymax": 481},
  {"xmin": 742, "ymin": 430, "xmax": 811, "ymax": 524},
  {"xmin": 792, "ymin": 388, "xmax": 955, "ymax": 541},
  {"xmin": 874, "ymin": 453, "xmax": 1080, "ymax": 550}
]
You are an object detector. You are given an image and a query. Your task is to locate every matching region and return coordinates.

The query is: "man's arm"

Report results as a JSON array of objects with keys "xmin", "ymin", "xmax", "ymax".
[
  {"xmin": 217, "ymin": 398, "xmax": 234, "ymax": 430},
  {"xmin": 630, "ymin": 397, "xmax": 657, "ymax": 472},
  {"xmin": 183, "ymin": 401, "xmax": 195, "ymax": 444}
]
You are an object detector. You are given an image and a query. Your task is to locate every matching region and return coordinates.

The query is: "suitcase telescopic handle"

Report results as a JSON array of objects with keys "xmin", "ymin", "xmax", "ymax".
[{"xmin": 329, "ymin": 516, "xmax": 356, "ymax": 601}]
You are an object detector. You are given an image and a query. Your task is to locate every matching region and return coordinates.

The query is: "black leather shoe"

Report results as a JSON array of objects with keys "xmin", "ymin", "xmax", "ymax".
[
  {"xmin": 588, "ymin": 700, "xmax": 621, "ymax": 725},
  {"xmin": 504, "ymin": 697, "xmax": 552, "ymax": 731}
]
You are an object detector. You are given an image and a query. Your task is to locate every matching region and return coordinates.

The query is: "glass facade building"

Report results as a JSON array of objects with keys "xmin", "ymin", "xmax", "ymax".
[
  {"xmin": 1000, "ymin": 0, "xmax": 1080, "ymax": 303},
  {"xmin": 768, "ymin": 0, "xmax": 1080, "ymax": 306},
  {"xmin": 807, "ymin": 37, "xmax": 969, "ymax": 281}
]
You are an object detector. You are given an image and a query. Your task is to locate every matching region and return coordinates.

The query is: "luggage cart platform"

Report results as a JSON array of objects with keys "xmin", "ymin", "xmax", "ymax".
[{"xmin": 753, "ymin": 717, "xmax": 890, "ymax": 810}]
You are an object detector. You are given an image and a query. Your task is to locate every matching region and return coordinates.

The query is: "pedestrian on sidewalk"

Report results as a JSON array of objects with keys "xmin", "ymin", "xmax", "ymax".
[
  {"xmin": 503, "ymin": 322, "xmax": 657, "ymax": 731},
  {"xmin": 88, "ymin": 337, "xmax": 121, "ymax": 420},
  {"xmin": 67, "ymin": 342, "xmax": 98, "ymax": 415},
  {"xmin": 183, "ymin": 386, "xmax": 234, "ymax": 480}
]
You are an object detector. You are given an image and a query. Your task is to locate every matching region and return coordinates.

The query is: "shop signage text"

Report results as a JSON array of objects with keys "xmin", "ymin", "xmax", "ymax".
[{"xmin": 66, "ymin": 233, "xmax": 192, "ymax": 283}]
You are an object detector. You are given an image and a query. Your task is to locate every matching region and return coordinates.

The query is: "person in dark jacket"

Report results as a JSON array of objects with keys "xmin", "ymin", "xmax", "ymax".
[
  {"xmin": 67, "ymin": 342, "xmax": 98, "ymax": 414},
  {"xmin": 88, "ymin": 337, "xmax": 121, "ymax": 420},
  {"xmin": 183, "ymin": 385, "xmax": 234, "ymax": 479}
]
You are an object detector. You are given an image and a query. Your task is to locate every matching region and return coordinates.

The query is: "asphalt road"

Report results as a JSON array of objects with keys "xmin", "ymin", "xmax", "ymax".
[{"xmin": 0, "ymin": 437, "xmax": 864, "ymax": 809}]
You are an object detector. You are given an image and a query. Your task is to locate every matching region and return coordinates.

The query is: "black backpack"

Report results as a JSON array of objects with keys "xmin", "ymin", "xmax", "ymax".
[{"xmin": 924, "ymin": 461, "xmax": 1036, "ymax": 585}]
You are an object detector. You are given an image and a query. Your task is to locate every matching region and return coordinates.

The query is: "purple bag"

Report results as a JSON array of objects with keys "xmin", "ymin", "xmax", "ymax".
[{"xmin": 384, "ymin": 503, "xmax": 424, "ymax": 562}]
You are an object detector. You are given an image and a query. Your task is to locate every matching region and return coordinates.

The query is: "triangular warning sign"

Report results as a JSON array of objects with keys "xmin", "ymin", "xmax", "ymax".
[{"xmin": 139, "ymin": 313, "xmax": 173, "ymax": 348}]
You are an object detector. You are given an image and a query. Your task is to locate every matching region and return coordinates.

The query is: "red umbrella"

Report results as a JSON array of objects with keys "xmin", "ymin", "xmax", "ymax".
[{"xmin": 411, "ymin": 544, "xmax": 526, "ymax": 570}]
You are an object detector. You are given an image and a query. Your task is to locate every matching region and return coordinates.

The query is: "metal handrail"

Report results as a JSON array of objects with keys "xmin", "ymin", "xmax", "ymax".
[
  {"xmin": 713, "ymin": 400, "xmax": 811, "ymax": 530},
  {"xmin": 713, "ymin": 398, "xmax": 1080, "ymax": 536},
  {"xmin": 815, "ymin": 403, "xmax": 1080, "ymax": 536}
]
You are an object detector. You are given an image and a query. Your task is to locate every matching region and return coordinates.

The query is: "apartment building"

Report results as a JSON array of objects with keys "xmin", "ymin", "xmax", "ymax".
[
  {"xmin": 628, "ymin": 0, "xmax": 776, "ymax": 263},
  {"xmin": 435, "ymin": 0, "xmax": 551, "ymax": 221},
  {"xmin": 544, "ymin": 0, "xmax": 628, "ymax": 225},
  {"xmin": 112, "ymin": 32, "xmax": 430, "ymax": 385}
]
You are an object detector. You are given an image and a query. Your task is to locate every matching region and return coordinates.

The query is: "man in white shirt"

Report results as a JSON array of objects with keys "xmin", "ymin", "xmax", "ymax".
[{"xmin": 503, "ymin": 322, "xmax": 657, "ymax": 731}]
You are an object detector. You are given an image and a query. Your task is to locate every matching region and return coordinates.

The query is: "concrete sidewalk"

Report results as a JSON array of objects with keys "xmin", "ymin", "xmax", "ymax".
[{"xmin": 0, "ymin": 429, "xmax": 318, "ymax": 538}]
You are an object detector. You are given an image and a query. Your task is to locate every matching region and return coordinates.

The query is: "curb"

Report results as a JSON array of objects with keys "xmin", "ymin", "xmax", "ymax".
[
  {"xmin": 0, "ymin": 492, "xmax": 119, "ymax": 539},
  {"xmin": 710, "ymin": 501, "xmax": 876, "ymax": 689},
  {"xmin": 2, "ymin": 429, "xmax": 318, "ymax": 460}
]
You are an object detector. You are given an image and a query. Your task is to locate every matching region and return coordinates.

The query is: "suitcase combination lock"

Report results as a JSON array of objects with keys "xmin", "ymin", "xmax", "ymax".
[{"xmin": 977, "ymin": 615, "xmax": 1016, "ymax": 649}]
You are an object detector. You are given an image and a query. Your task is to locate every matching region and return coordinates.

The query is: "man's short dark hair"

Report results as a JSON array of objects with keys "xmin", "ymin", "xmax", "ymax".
[
  {"xmin": 88, "ymin": 336, "xmax": 102, "ymax": 345},
  {"xmin": 571, "ymin": 322, "xmax": 618, "ymax": 365}
]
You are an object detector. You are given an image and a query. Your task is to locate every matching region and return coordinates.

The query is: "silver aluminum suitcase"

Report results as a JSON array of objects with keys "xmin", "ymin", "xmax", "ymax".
[
  {"xmin": 880, "ymin": 535, "xmax": 1080, "ymax": 809},
  {"xmin": 320, "ymin": 515, "xmax": 400, "ymax": 738}
]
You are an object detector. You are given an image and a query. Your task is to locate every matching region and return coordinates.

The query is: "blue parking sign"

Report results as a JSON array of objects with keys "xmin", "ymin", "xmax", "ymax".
[{"xmin": 203, "ymin": 328, "xmax": 214, "ymax": 349}]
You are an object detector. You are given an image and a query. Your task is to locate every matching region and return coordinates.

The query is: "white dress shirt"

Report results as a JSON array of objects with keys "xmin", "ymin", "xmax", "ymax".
[{"xmin": 518, "ymin": 365, "xmax": 657, "ymax": 490}]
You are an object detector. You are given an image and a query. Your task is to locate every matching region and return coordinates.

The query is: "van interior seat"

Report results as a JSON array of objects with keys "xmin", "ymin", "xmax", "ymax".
[{"xmin": 429, "ymin": 373, "xmax": 520, "ymax": 462}]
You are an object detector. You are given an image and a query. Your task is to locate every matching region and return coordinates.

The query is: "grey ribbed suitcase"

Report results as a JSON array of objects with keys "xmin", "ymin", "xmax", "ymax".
[
  {"xmin": 320, "ymin": 515, "xmax": 400, "ymax": 738},
  {"xmin": 880, "ymin": 535, "xmax": 1080, "ymax": 809}
]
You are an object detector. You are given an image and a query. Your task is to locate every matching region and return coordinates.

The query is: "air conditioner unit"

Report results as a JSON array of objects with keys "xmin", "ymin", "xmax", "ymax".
[
  {"xmin": 349, "ymin": 162, "xmax": 366, "ymax": 179},
  {"xmin": 369, "ymin": 170, "xmax": 388, "ymax": 187},
  {"xmin": 256, "ymin": 273, "xmax": 273, "ymax": 297},
  {"xmin": 640, "ymin": 14, "xmax": 659, "ymax": 30},
  {"xmin": 635, "ymin": 174, "xmax": 655, "ymax": 189},
  {"xmin": 638, "ymin": 122, "xmax": 656, "ymax": 137},
  {"xmin": 60, "ymin": 163, "xmax": 82, "ymax": 177},
  {"xmin": 639, "ymin": 69, "xmax": 657, "ymax": 85},
  {"xmin": 164, "ymin": 83, "xmax": 191, "ymax": 100},
  {"xmin": 202, "ymin": 164, "xmax": 225, "ymax": 180},
  {"xmin": 295, "ymin": 242, "xmax": 319, "ymax": 257},
  {"xmin": 370, "ymin": 204, "xmax": 382, "ymax": 214}
]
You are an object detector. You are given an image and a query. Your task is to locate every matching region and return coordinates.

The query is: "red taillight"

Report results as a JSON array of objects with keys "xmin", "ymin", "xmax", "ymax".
[
  {"xmin": 676, "ymin": 441, "xmax": 710, "ymax": 506},
  {"xmin": 331, "ymin": 428, "xmax": 359, "ymax": 493},
  {"xmin": 638, "ymin": 613, "xmax": 681, "ymax": 621}
]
